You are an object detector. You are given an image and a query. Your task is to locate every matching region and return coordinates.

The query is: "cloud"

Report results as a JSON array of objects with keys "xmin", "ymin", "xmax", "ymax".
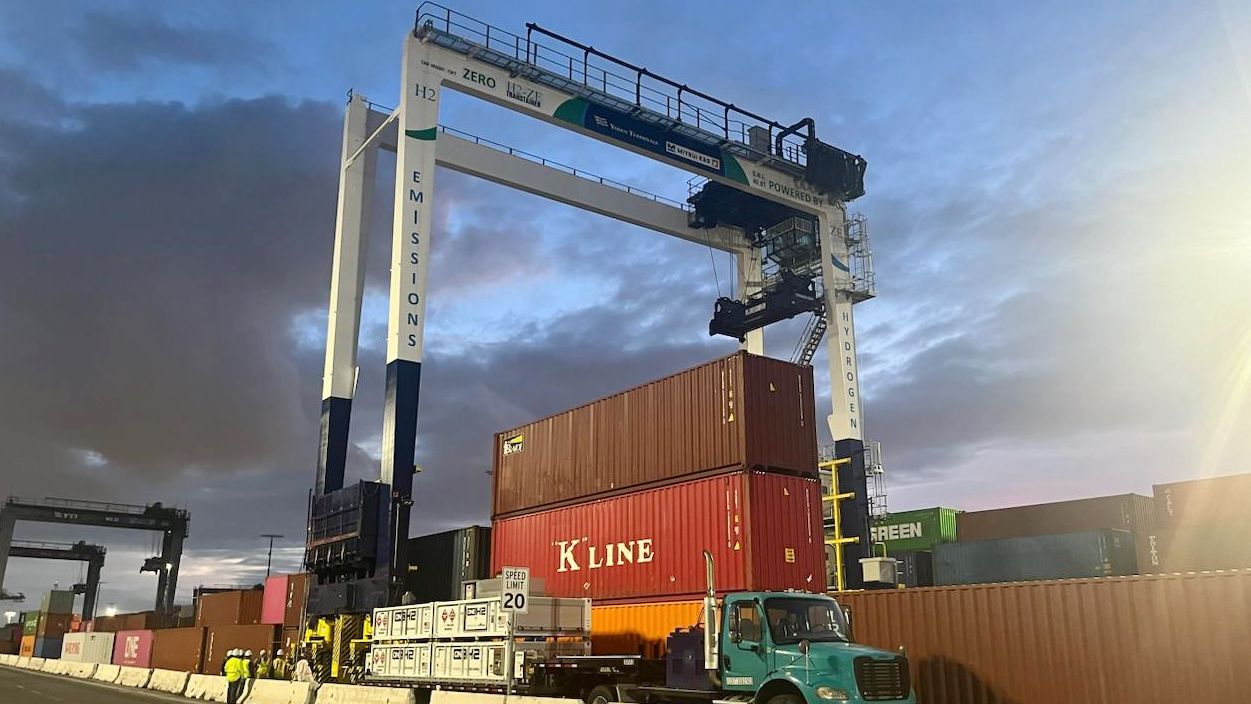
[{"xmin": 72, "ymin": 11, "xmax": 274, "ymax": 74}]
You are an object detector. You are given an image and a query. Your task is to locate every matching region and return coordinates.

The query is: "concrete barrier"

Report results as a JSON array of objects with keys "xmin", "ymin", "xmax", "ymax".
[
  {"xmin": 238, "ymin": 678, "xmax": 314, "ymax": 704},
  {"xmin": 65, "ymin": 662, "xmax": 98, "ymax": 678},
  {"xmin": 93, "ymin": 663, "xmax": 122, "ymax": 682},
  {"xmin": 430, "ymin": 693, "xmax": 582, "ymax": 704},
  {"xmin": 185, "ymin": 673, "xmax": 230, "ymax": 702},
  {"xmin": 317, "ymin": 683, "xmax": 417, "ymax": 704},
  {"xmin": 16, "ymin": 656, "xmax": 32, "ymax": 669},
  {"xmin": 27, "ymin": 657, "xmax": 46, "ymax": 670},
  {"xmin": 146, "ymin": 668, "xmax": 191, "ymax": 694},
  {"xmin": 43, "ymin": 659, "xmax": 69, "ymax": 674},
  {"xmin": 116, "ymin": 665, "xmax": 153, "ymax": 687},
  {"xmin": 0, "ymin": 654, "xmax": 15, "ymax": 666}
]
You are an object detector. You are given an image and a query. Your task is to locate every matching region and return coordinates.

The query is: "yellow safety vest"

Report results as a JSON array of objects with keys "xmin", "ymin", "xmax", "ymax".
[{"xmin": 225, "ymin": 657, "xmax": 242, "ymax": 683}]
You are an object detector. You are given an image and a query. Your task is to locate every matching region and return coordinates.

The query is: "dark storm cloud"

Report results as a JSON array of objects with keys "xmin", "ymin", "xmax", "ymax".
[
  {"xmin": 0, "ymin": 96, "xmax": 339, "ymax": 484},
  {"xmin": 73, "ymin": 11, "xmax": 274, "ymax": 73}
]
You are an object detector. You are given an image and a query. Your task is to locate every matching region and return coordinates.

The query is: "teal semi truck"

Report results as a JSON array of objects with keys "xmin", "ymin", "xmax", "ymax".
[{"xmin": 367, "ymin": 553, "xmax": 914, "ymax": 704}]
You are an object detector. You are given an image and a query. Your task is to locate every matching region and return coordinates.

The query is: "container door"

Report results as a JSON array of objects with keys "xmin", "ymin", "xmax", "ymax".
[{"xmin": 721, "ymin": 598, "xmax": 769, "ymax": 691}]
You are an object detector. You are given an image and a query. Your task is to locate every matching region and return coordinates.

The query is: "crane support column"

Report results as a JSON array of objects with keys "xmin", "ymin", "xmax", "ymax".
[
  {"xmin": 818, "ymin": 206, "xmax": 863, "ymax": 441},
  {"xmin": 155, "ymin": 528, "xmax": 184, "ymax": 614},
  {"xmin": 736, "ymin": 248, "xmax": 765, "ymax": 355},
  {"xmin": 380, "ymin": 34, "xmax": 441, "ymax": 589},
  {"xmin": 83, "ymin": 553, "xmax": 103, "ymax": 620},
  {"xmin": 318, "ymin": 93, "xmax": 378, "ymax": 496},
  {"xmin": 0, "ymin": 511, "xmax": 13, "ymax": 599}
]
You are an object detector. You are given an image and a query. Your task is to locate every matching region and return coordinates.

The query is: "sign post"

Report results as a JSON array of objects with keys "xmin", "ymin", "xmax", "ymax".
[{"xmin": 500, "ymin": 566, "xmax": 529, "ymax": 702}]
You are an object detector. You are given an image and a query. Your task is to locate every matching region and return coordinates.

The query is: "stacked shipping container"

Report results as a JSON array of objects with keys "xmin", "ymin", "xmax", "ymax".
[
  {"xmin": 408, "ymin": 527, "xmax": 492, "ymax": 603},
  {"xmin": 955, "ymin": 493, "xmax": 1157, "ymax": 575},
  {"xmin": 152, "ymin": 627, "xmax": 207, "ymax": 673},
  {"xmin": 60, "ymin": 632, "xmax": 115, "ymax": 663},
  {"xmin": 1153, "ymin": 472, "xmax": 1251, "ymax": 572},
  {"xmin": 490, "ymin": 352, "xmax": 825, "ymax": 656}
]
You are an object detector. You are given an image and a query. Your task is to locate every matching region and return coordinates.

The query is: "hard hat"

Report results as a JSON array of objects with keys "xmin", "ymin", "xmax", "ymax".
[
  {"xmin": 245, "ymin": 650, "xmax": 252, "ymax": 657},
  {"xmin": 275, "ymin": 649, "xmax": 284, "ymax": 656},
  {"xmin": 228, "ymin": 649, "xmax": 236, "ymax": 656}
]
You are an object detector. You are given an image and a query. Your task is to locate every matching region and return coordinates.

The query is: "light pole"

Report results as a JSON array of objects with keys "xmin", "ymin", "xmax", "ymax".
[
  {"xmin": 261, "ymin": 534, "xmax": 285, "ymax": 578},
  {"xmin": 3, "ymin": 611, "xmax": 15, "ymax": 624}
]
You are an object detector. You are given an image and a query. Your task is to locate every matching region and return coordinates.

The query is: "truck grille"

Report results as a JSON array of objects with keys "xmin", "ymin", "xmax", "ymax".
[{"xmin": 854, "ymin": 656, "xmax": 910, "ymax": 701}]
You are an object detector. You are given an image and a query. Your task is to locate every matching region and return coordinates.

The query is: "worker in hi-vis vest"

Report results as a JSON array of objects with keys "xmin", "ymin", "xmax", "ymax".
[{"xmin": 225, "ymin": 650, "xmax": 244, "ymax": 704}]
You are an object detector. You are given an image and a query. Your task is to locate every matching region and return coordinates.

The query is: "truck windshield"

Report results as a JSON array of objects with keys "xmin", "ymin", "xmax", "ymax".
[{"xmin": 764, "ymin": 598, "xmax": 850, "ymax": 644}]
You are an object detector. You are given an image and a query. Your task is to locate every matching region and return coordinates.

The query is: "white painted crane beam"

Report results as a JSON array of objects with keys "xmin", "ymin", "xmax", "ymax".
[{"xmin": 365, "ymin": 109, "xmax": 748, "ymax": 254}]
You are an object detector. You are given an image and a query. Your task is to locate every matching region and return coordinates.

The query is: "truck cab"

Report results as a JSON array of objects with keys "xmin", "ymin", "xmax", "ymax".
[{"xmin": 714, "ymin": 592, "xmax": 913, "ymax": 704}]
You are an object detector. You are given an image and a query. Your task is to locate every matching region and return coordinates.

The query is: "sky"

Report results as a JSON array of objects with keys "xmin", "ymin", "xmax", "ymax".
[{"xmin": 0, "ymin": 0, "xmax": 1248, "ymax": 612}]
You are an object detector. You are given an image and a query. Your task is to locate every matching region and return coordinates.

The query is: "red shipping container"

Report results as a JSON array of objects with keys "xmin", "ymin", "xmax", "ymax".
[
  {"xmin": 111, "ymin": 630, "xmax": 154, "ymax": 667},
  {"xmin": 195, "ymin": 590, "xmax": 263, "ymax": 627},
  {"xmin": 493, "ymin": 352, "xmax": 819, "ymax": 518},
  {"xmin": 262, "ymin": 575, "xmax": 288, "ymax": 625},
  {"xmin": 491, "ymin": 471, "xmax": 826, "ymax": 602}
]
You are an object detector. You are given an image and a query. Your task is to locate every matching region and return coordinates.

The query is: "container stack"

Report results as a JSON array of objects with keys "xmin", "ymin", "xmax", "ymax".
[
  {"xmin": 951, "ymin": 493, "xmax": 1156, "ymax": 581},
  {"xmin": 26, "ymin": 589, "xmax": 76, "ymax": 658},
  {"xmin": 0, "ymin": 622, "xmax": 21, "ymax": 654},
  {"xmin": 261, "ymin": 572, "xmax": 311, "ymax": 651},
  {"xmin": 1153, "ymin": 472, "xmax": 1251, "ymax": 572},
  {"xmin": 489, "ymin": 352, "xmax": 825, "ymax": 657},
  {"xmin": 195, "ymin": 589, "xmax": 275, "ymax": 673}
]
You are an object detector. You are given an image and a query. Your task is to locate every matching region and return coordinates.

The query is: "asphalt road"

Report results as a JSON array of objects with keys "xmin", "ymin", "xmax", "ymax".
[{"xmin": 0, "ymin": 666, "xmax": 191, "ymax": 704}]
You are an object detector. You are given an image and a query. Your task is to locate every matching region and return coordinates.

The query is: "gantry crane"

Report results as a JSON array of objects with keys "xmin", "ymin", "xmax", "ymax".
[{"xmin": 307, "ymin": 3, "xmax": 879, "ymax": 608}]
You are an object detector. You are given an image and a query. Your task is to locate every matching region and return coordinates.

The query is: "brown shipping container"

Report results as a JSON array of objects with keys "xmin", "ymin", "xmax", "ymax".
[
  {"xmin": 119, "ymin": 611, "xmax": 162, "ymax": 631},
  {"xmin": 1154, "ymin": 471, "xmax": 1251, "ymax": 530},
  {"xmin": 152, "ymin": 627, "xmax": 207, "ymax": 674},
  {"xmin": 202, "ymin": 624, "xmax": 277, "ymax": 673},
  {"xmin": 491, "ymin": 471, "xmax": 826, "ymax": 602},
  {"xmin": 36, "ymin": 612, "xmax": 73, "ymax": 639},
  {"xmin": 20, "ymin": 634, "xmax": 35, "ymax": 657},
  {"xmin": 196, "ymin": 590, "xmax": 264, "ymax": 628},
  {"xmin": 280, "ymin": 627, "xmax": 301, "ymax": 656},
  {"xmin": 836, "ymin": 570, "xmax": 1251, "ymax": 703},
  {"xmin": 284, "ymin": 573, "xmax": 310, "ymax": 629},
  {"xmin": 492, "ymin": 352, "xmax": 818, "ymax": 517},
  {"xmin": 956, "ymin": 493, "xmax": 1157, "ymax": 573},
  {"xmin": 0, "ymin": 640, "xmax": 17, "ymax": 655}
]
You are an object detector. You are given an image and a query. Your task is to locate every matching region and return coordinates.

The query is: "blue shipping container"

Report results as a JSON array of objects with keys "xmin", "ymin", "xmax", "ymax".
[
  {"xmin": 934, "ymin": 530, "xmax": 1136, "ymax": 585},
  {"xmin": 34, "ymin": 637, "xmax": 62, "ymax": 658}
]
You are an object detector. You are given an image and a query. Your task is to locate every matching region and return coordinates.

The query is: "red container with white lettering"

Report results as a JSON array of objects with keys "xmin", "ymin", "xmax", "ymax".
[
  {"xmin": 111, "ymin": 629, "xmax": 154, "ymax": 667},
  {"xmin": 490, "ymin": 471, "xmax": 826, "ymax": 602}
]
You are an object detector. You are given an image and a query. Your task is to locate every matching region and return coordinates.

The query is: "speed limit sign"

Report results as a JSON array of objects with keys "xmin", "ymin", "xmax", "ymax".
[{"xmin": 500, "ymin": 566, "xmax": 529, "ymax": 614}]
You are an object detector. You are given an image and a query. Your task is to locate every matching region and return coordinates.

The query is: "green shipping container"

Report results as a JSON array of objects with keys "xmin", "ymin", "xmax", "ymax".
[
  {"xmin": 23, "ymin": 611, "xmax": 40, "ymax": 636},
  {"xmin": 869, "ymin": 507, "xmax": 960, "ymax": 552}
]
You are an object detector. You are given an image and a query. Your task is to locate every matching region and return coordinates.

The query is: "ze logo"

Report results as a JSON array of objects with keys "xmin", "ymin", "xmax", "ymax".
[
  {"xmin": 125, "ymin": 637, "xmax": 140, "ymax": 659},
  {"xmin": 593, "ymin": 115, "xmax": 610, "ymax": 128}
]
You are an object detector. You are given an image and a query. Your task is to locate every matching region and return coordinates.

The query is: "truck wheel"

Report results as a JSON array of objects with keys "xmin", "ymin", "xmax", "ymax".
[
  {"xmin": 587, "ymin": 685, "xmax": 617, "ymax": 704},
  {"xmin": 766, "ymin": 694, "xmax": 802, "ymax": 704}
]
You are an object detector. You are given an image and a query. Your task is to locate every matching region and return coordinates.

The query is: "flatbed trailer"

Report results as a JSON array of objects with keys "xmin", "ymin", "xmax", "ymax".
[{"xmin": 364, "ymin": 555, "xmax": 914, "ymax": 704}]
